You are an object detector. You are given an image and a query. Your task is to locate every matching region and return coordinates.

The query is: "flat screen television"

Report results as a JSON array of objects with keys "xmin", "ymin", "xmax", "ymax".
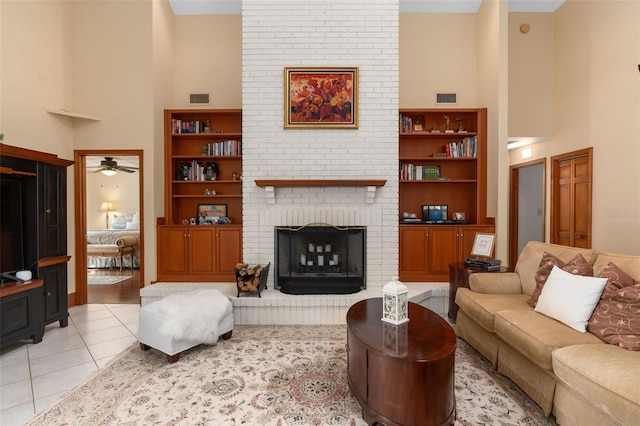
[{"xmin": 0, "ymin": 176, "xmax": 25, "ymax": 278}]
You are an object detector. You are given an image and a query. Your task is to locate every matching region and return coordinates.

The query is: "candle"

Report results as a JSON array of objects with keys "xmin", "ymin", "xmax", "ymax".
[
  {"xmin": 333, "ymin": 254, "xmax": 339, "ymax": 263},
  {"xmin": 301, "ymin": 254, "xmax": 306, "ymax": 265},
  {"xmin": 308, "ymin": 243, "xmax": 315, "ymax": 252},
  {"xmin": 325, "ymin": 244, "xmax": 331, "ymax": 252},
  {"xmin": 318, "ymin": 255, "xmax": 324, "ymax": 266}
]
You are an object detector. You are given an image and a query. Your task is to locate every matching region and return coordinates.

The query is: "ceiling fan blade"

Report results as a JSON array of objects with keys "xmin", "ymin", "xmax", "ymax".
[{"xmin": 116, "ymin": 166, "xmax": 137, "ymax": 173}]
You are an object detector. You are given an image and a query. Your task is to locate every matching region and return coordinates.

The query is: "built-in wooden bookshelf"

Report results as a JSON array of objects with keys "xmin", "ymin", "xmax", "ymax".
[
  {"xmin": 398, "ymin": 108, "xmax": 494, "ymax": 281},
  {"xmin": 157, "ymin": 109, "xmax": 243, "ymax": 281}
]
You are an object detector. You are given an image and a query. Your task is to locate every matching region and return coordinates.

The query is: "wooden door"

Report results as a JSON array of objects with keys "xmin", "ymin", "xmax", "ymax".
[
  {"xmin": 157, "ymin": 226, "xmax": 189, "ymax": 275},
  {"xmin": 426, "ymin": 226, "xmax": 457, "ymax": 276},
  {"xmin": 399, "ymin": 226, "xmax": 429, "ymax": 281},
  {"xmin": 551, "ymin": 148, "xmax": 592, "ymax": 248},
  {"xmin": 216, "ymin": 226, "xmax": 242, "ymax": 276},
  {"xmin": 189, "ymin": 227, "xmax": 216, "ymax": 274}
]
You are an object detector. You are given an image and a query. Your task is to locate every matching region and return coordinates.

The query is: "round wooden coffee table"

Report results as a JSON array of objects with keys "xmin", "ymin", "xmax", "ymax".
[{"xmin": 346, "ymin": 298, "xmax": 456, "ymax": 426}]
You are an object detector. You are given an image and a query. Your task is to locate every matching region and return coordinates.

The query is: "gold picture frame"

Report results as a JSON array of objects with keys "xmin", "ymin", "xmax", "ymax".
[
  {"xmin": 471, "ymin": 233, "xmax": 496, "ymax": 258},
  {"xmin": 284, "ymin": 67, "xmax": 358, "ymax": 129}
]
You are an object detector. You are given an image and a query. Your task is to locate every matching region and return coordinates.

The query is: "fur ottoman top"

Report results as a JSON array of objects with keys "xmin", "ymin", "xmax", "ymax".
[{"xmin": 155, "ymin": 289, "xmax": 232, "ymax": 344}]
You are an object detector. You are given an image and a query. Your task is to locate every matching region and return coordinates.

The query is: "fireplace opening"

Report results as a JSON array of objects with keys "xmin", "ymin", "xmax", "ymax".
[{"xmin": 275, "ymin": 225, "xmax": 366, "ymax": 294}]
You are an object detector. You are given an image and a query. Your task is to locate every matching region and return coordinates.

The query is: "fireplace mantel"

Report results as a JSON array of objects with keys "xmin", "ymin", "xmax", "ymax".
[{"xmin": 254, "ymin": 179, "xmax": 387, "ymax": 204}]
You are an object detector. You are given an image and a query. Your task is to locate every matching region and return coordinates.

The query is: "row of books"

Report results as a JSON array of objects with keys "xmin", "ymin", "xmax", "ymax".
[
  {"xmin": 444, "ymin": 136, "xmax": 477, "ymax": 158},
  {"xmin": 178, "ymin": 160, "xmax": 216, "ymax": 181},
  {"xmin": 203, "ymin": 140, "xmax": 242, "ymax": 156},
  {"xmin": 400, "ymin": 115, "xmax": 419, "ymax": 133},
  {"xmin": 171, "ymin": 119, "xmax": 209, "ymax": 134},
  {"xmin": 400, "ymin": 164, "xmax": 441, "ymax": 181}
]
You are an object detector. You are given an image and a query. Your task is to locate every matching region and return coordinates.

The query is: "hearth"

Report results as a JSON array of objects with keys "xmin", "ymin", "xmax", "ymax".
[{"xmin": 275, "ymin": 225, "xmax": 366, "ymax": 294}]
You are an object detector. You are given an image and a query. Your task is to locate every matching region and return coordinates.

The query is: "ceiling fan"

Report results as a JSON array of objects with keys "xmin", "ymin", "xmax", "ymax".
[{"xmin": 91, "ymin": 157, "xmax": 138, "ymax": 175}]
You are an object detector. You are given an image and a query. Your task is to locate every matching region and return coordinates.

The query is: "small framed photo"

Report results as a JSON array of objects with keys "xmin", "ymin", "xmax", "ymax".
[
  {"xmin": 471, "ymin": 233, "xmax": 496, "ymax": 258},
  {"xmin": 284, "ymin": 66, "xmax": 358, "ymax": 129},
  {"xmin": 422, "ymin": 204, "xmax": 448, "ymax": 222},
  {"xmin": 197, "ymin": 204, "xmax": 227, "ymax": 223}
]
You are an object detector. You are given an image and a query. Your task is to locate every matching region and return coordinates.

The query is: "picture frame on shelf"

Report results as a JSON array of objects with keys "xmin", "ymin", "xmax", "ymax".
[
  {"xmin": 471, "ymin": 233, "xmax": 496, "ymax": 258},
  {"xmin": 422, "ymin": 204, "xmax": 448, "ymax": 222},
  {"xmin": 284, "ymin": 67, "xmax": 358, "ymax": 129},
  {"xmin": 197, "ymin": 204, "xmax": 227, "ymax": 224}
]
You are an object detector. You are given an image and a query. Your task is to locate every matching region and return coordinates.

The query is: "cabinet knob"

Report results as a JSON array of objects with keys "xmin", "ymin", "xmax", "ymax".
[
  {"xmin": 46, "ymin": 209, "xmax": 51, "ymax": 213},
  {"xmin": 47, "ymin": 292, "xmax": 52, "ymax": 296}
]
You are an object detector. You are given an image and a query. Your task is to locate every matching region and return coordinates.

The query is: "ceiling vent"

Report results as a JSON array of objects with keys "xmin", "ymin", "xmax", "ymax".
[
  {"xmin": 435, "ymin": 92, "xmax": 457, "ymax": 105},
  {"xmin": 189, "ymin": 93, "xmax": 210, "ymax": 105}
]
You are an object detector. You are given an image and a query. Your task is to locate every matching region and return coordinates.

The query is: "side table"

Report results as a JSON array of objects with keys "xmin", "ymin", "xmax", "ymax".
[{"xmin": 448, "ymin": 262, "xmax": 508, "ymax": 322}]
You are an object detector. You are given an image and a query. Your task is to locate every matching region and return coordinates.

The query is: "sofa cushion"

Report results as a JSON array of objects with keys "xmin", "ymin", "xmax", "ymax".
[
  {"xmin": 455, "ymin": 288, "xmax": 531, "ymax": 333},
  {"xmin": 534, "ymin": 266, "xmax": 607, "ymax": 332},
  {"xmin": 553, "ymin": 344, "xmax": 640, "ymax": 425},
  {"xmin": 514, "ymin": 241, "xmax": 595, "ymax": 298},
  {"xmin": 588, "ymin": 262, "xmax": 640, "ymax": 350},
  {"xmin": 592, "ymin": 251, "xmax": 640, "ymax": 282},
  {"xmin": 494, "ymin": 310, "xmax": 603, "ymax": 371},
  {"xmin": 528, "ymin": 251, "xmax": 593, "ymax": 308}
]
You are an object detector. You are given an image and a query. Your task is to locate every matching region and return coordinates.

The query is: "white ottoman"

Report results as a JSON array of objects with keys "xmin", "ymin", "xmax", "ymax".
[{"xmin": 138, "ymin": 289, "xmax": 233, "ymax": 362}]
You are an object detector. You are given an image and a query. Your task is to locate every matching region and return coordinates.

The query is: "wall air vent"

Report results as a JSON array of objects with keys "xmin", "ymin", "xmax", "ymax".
[
  {"xmin": 189, "ymin": 93, "xmax": 210, "ymax": 105},
  {"xmin": 435, "ymin": 92, "xmax": 457, "ymax": 105}
]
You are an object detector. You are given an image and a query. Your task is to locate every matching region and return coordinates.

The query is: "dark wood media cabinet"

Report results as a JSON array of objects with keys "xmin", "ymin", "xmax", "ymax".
[
  {"xmin": 346, "ymin": 298, "xmax": 457, "ymax": 426},
  {"xmin": 1, "ymin": 279, "xmax": 45, "ymax": 347}
]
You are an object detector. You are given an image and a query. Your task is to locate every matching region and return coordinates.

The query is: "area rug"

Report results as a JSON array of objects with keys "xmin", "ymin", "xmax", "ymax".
[
  {"xmin": 87, "ymin": 275, "xmax": 132, "ymax": 285},
  {"xmin": 27, "ymin": 325, "xmax": 556, "ymax": 426}
]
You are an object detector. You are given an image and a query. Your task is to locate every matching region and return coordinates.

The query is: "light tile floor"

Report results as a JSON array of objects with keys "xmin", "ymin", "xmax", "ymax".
[{"xmin": 0, "ymin": 303, "xmax": 140, "ymax": 426}]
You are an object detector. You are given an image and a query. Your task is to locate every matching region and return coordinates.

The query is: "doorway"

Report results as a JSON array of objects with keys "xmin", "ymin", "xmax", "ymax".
[
  {"xmin": 509, "ymin": 159, "xmax": 546, "ymax": 266},
  {"xmin": 74, "ymin": 150, "xmax": 144, "ymax": 305},
  {"xmin": 551, "ymin": 148, "xmax": 593, "ymax": 248}
]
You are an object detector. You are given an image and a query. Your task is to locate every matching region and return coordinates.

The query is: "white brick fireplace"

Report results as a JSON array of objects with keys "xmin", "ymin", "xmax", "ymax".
[
  {"xmin": 242, "ymin": 0, "xmax": 400, "ymax": 292},
  {"xmin": 144, "ymin": 0, "xmax": 450, "ymax": 324}
]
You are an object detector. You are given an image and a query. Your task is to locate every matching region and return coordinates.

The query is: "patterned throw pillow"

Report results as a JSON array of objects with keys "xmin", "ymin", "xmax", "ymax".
[
  {"xmin": 527, "ymin": 252, "xmax": 594, "ymax": 308},
  {"xmin": 588, "ymin": 262, "xmax": 640, "ymax": 350},
  {"xmin": 112, "ymin": 215, "xmax": 127, "ymax": 230}
]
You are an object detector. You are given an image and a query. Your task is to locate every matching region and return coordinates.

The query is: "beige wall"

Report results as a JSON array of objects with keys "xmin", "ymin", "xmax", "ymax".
[
  {"xmin": 172, "ymin": 15, "xmax": 242, "ymax": 108},
  {"xmin": 399, "ymin": 14, "xmax": 477, "ymax": 107},
  {"xmin": 509, "ymin": 0, "xmax": 640, "ymax": 255},
  {"xmin": 508, "ymin": 13, "xmax": 553, "ymax": 139}
]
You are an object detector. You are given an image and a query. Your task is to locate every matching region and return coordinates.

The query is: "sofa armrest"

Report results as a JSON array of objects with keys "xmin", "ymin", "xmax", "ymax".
[{"xmin": 469, "ymin": 272, "xmax": 524, "ymax": 294}]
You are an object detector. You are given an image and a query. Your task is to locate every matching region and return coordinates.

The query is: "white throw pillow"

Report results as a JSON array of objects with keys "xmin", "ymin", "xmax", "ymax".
[
  {"xmin": 534, "ymin": 265, "xmax": 607, "ymax": 332},
  {"xmin": 132, "ymin": 211, "xmax": 140, "ymax": 223},
  {"xmin": 126, "ymin": 221, "xmax": 140, "ymax": 230}
]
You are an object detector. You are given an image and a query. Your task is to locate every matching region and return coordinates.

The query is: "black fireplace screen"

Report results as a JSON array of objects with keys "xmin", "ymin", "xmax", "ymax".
[{"xmin": 275, "ymin": 225, "xmax": 366, "ymax": 294}]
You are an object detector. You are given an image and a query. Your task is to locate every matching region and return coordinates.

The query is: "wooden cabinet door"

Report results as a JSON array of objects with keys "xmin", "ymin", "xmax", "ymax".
[
  {"xmin": 40, "ymin": 262, "xmax": 68, "ymax": 327},
  {"xmin": 157, "ymin": 226, "xmax": 189, "ymax": 275},
  {"xmin": 189, "ymin": 227, "xmax": 216, "ymax": 274},
  {"xmin": 215, "ymin": 226, "xmax": 242, "ymax": 276},
  {"xmin": 346, "ymin": 331, "xmax": 367, "ymax": 403},
  {"xmin": 39, "ymin": 163, "xmax": 67, "ymax": 257},
  {"xmin": 458, "ymin": 225, "xmax": 495, "ymax": 261},
  {"xmin": 426, "ymin": 226, "xmax": 457, "ymax": 276},
  {"xmin": 399, "ymin": 226, "xmax": 429, "ymax": 281}
]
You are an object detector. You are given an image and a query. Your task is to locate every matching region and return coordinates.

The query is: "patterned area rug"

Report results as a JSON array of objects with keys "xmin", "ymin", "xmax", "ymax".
[
  {"xmin": 26, "ymin": 325, "xmax": 556, "ymax": 426},
  {"xmin": 87, "ymin": 275, "xmax": 132, "ymax": 285}
]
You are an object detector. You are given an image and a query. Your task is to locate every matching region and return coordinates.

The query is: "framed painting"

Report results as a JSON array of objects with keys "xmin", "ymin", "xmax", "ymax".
[
  {"xmin": 284, "ymin": 67, "xmax": 358, "ymax": 129},
  {"xmin": 197, "ymin": 204, "xmax": 227, "ymax": 224},
  {"xmin": 471, "ymin": 233, "xmax": 496, "ymax": 258}
]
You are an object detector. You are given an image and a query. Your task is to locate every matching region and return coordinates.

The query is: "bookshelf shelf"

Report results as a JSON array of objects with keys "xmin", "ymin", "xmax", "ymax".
[{"xmin": 399, "ymin": 108, "xmax": 493, "ymax": 282}]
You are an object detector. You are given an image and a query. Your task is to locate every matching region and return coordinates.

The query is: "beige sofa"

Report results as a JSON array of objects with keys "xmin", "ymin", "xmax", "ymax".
[{"xmin": 455, "ymin": 241, "xmax": 640, "ymax": 425}]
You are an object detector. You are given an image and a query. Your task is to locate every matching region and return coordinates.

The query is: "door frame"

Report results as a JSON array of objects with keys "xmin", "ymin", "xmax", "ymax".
[
  {"xmin": 73, "ymin": 150, "xmax": 144, "ymax": 305},
  {"xmin": 509, "ymin": 158, "xmax": 546, "ymax": 267}
]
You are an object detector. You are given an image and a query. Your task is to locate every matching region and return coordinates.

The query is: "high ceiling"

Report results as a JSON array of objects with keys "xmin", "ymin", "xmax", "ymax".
[{"xmin": 168, "ymin": 0, "xmax": 565, "ymax": 15}]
